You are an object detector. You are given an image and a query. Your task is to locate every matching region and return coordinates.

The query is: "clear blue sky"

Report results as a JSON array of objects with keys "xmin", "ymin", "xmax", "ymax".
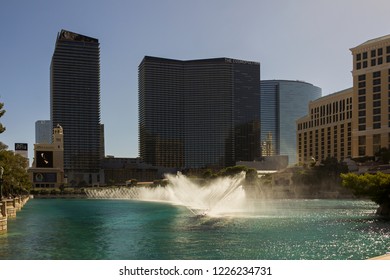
[{"xmin": 1, "ymin": 0, "xmax": 389, "ymax": 162}]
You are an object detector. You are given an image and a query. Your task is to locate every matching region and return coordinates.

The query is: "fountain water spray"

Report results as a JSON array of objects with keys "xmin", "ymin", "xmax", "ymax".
[{"xmin": 85, "ymin": 172, "xmax": 247, "ymax": 216}]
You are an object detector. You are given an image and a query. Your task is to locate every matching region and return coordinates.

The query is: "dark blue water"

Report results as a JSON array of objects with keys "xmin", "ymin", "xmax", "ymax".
[{"xmin": 1, "ymin": 198, "xmax": 389, "ymax": 260}]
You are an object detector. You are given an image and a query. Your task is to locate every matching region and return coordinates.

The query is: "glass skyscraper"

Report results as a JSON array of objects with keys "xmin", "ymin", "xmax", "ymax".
[
  {"xmin": 139, "ymin": 56, "xmax": 260, "ymax": 169},
  {"xmin": 50, "ymin": 29, "xmax": 101, "ymax": 185},
  {"xmin": 35, "ymin": 120, "xmax": 52, "ymax": 144},
  {"xmin": 260, "ymin": 80, "xmax": 321, "ymax": 165}
]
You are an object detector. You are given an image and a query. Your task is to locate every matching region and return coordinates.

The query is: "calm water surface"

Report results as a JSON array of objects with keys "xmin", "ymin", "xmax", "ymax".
[{"xmin": 0, "ymin": 198, "xmax": 389, "ymax": 260}]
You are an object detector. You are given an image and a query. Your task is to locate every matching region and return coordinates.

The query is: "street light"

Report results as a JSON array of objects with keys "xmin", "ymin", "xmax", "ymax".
[{"xmin": 0, "ymin": 166, "xmax": 4, "ymax": 199}]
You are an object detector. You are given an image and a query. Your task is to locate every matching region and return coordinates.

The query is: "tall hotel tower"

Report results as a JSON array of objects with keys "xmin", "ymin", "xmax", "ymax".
[
  {"xmin": 50, "ymin": 30, "xmax": 101, "ymax": 185},
  {"xmin": 350, "ymin": 35, "xmax": 390, "ymax": 158},
  {"xmin": 297, "ymin": 34, "xmax": 390, "ymax": 164},
  {"xmin": 139, "ymin": 56, "xmax": 261, "ymax": 169}
]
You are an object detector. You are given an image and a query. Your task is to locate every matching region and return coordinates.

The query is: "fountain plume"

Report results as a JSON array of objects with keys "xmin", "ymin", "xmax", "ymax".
[{"xmin": 85, "ymin": 172, "xmax": 247, "ymax": 216}]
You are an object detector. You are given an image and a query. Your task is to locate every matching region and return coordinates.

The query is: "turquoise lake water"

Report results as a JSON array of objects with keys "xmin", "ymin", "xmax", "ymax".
[{"xmin": 0, "ymin": 198, "xmax": 389, "ymax": 260}]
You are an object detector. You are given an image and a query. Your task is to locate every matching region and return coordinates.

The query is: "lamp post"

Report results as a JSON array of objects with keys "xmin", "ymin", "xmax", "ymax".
[{"xmin": 0, "ymin": 166, "xmax": 4, "ymax": 199}]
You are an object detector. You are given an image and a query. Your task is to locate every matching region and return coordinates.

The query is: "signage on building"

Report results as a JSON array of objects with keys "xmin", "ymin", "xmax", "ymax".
[
  {"xmin": 15, "ymin": 143, "xmax": 28, "ymax": 151},
  {"xmin": 15, "ymin": 143, "xmax": 28, "ymax": 159},
  {"xmin": 33, "ymin": 172, "xmax": 57, "ymax": 183},
  {"xmin": 35, "ymin": 151, "xmax": 54, "ymax": 168}
]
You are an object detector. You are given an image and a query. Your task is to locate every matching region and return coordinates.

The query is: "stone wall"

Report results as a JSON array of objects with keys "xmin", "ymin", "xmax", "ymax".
[{"xmin": 0, "ymin": 196, "xmax": 30, "ymax": 234}]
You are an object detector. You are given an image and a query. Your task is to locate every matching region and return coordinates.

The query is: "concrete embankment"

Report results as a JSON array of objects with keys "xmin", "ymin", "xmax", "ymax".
[
  {"xmin": 0, "ymin": 195, "xmax": 31, "ymax": 234},
  {"xmin": 369, "ymin": 253, "xmax": 390, "ymax": 260}
]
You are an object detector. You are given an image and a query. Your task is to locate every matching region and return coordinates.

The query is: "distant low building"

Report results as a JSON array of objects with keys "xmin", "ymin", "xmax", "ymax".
[
  {"xmin": 102, "ymin": 157, "xmax": 176, "ymax": 184},
  {"xmin": 237, "ymin": 155, "xmax": 288, "ymax": 171}
]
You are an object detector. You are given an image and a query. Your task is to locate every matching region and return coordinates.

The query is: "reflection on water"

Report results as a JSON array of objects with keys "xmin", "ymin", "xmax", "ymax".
[{"xmin": 0, "ymin": 198, "xmax": 389, "ymax": 260}]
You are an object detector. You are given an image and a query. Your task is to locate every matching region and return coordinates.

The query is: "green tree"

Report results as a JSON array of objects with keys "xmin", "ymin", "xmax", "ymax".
[
  {"xmin": 128, "ymin": 179, "xmax": 138, "ymax": 187},
  {"xmin": 244, "ymin": 168, "xmax": 258, "ymax": 184},
  {"xmin": 0, "ymin": 102, "xmax": 5, "ymax": 135},
  {"xmin": 0, "ymin": 101, "xmax": 30, "ymax": 196},
  {"xmin": 218, "ymin": 165, "xmax": 248, "ymax": 177},
  {"xmin": 0, "ymin": 102, "xmax": 7, "ymax": 151},
  {"xmin": 0, "ymin": 150, "xmax": 30, "ymax": 196},
  {"xmin": 341, "ymin": 172, "xmax": 390, "ymax": 216},
  {"xmin": 292, "ymin": 157, "xmax": 348, "ymax": 187},
  {"xmin": 375, "ymin": 147, "xmax": 390, "ymax": 164}
]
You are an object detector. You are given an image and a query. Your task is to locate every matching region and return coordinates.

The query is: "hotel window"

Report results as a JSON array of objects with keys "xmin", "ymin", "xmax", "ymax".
[
  {"xmin": 387, "ymin": 46, "xmax": 390, "ymax": 54},
  {"xmin": 373, "ymin": 134, "xmax": 381, "ymax": 154},
  {"xmin": 357, "ymin": 53, "xmax": 362, "ymax": 61},
  {"xmin": 373, "ymin": 71, "xmax": 381, "ymax": 78},
  {"xmin": 371, "ymin": 49, "xmax": 376, "ymax": 57},
  {"xmin": 387, "ymin": 55, "xmax": 390, "ymax": 63},
  {"xmin": 363, "ymin": 52, "xmax": 368, "ymax": 59},
  {"xmin": 378, "ymin": 57, "xmax": 383, "ymax": 65},
  {"xmin": 373, "ymin": 86, "xmax": 381, "ymax": 93},
  {"xmin": 371, "ymin": 59, "xmax": 376, "ymax": 66},
  {"xmin": 378, "ymin": 48, "xmax": 383, "ymax": 56},
  {"xmin": 373, "ymin": 79, "xmax": 381, "ymax": 85},
  {"xmin": 358, "ymin": 135, "xmax": 366, "ymax": 157},
  {"xmin": 373, "ymin": 108, "xmax": 381, "ymax": 115},
  {"xmin": 374, "ymin": 123, "xmax": 381, "ymax": 129},
  {"xmin": 373, "ymin": 100, "xmax": 381, "ymax": 107},
  {"xmin": 358, "ymin": 74, "xmax": 366, "ymax": 81},
  {"xmin": 389, "ymin": 133, "xmax": 390, "ymax": 149},
  {"xmin": 358, "ymin": 146, "xmax": 366, "ymax": 157},
  {"xmin": 363, "ymin": 61, "xmax": 368, "ymax": 68}
]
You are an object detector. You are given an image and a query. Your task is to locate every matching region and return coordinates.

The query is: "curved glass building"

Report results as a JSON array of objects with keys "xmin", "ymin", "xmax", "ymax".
[{"xmin": 260, "ymin": 80, "xmax": 321, "ymax": 165}]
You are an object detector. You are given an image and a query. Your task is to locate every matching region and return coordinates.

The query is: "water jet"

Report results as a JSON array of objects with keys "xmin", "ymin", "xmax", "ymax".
[{"xmin": 85, "ymin": 172, "xmax": 247, "ymax": 216}]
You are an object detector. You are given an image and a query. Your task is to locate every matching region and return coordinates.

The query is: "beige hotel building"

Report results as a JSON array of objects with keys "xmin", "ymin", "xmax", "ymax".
[{"xmin": 297, "ymin": 35, "xmax": 390, "ymax": 164}]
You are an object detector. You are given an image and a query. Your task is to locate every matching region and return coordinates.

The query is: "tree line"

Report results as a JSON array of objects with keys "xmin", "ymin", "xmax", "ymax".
[{"xmin": 0, "ymin": 101, "xmax": 30, "ymax": 197}]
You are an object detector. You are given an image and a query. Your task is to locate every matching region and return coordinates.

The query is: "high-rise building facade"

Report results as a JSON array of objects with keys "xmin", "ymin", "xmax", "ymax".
[
  {"xmin": 296, "ymin": 34, "xmax": 390, "ymax": 165},
  {"xmin": 296, "ymin": 88, "xmax": 353, "ymax": 164},
  {"xmin": 50, "ymin": 29, "xmax": 101, "ymax": 185},
  {"xmin": 139, "ymin": 56, "xmax": 260, "ymax": 169},
  {"xmin": 35, "ymin": 120, "xmax": 52, "ymax": 144},
  {"xmin": 350, "ymin": 35, "xmax": 390, "ymax": 158},
  {"xmin": 260, "ymin": 80, "xmax": 321, "ymax": 165}
]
